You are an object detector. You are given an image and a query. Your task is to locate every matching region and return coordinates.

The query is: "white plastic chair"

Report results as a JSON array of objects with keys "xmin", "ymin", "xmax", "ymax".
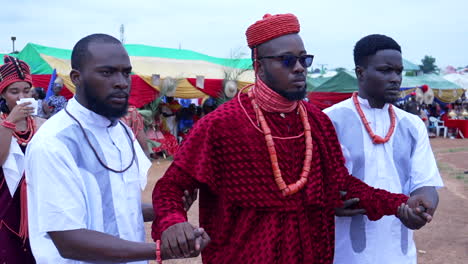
[{"xmin": 429, "ymin": 116, "xmax": 448, "ymax": 138}]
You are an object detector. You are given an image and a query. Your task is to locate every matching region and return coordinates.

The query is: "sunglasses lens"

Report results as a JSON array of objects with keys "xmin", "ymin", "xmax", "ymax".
[
  {"xmin": 300, "ymin": 56, "xmax": 313, "ymax": 68},
  {"xmin": 282, "ymin": 55, "xmax": 296, "ymax": 68}
]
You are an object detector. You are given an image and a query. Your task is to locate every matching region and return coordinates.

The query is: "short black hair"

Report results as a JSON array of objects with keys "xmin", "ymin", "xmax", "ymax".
[
  {"xmin": 71, "ymin": 33, "xmax": 122, "ymax": 70},
  {"xmin": 34, "ymin": 87, "xmax": 46, "ymax": 99},
  {"xmin": 353, "ymin": 34, "xmax": 401, "ymax": 67}
]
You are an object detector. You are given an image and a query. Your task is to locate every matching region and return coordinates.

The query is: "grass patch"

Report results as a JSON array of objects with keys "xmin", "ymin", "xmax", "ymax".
[
  {"xmin": 438, "ymin": 161, "xmax": 468, "ymax": 185},
  {"xmin": 432, "ymin": 147, "xmax": 468, "ymax": 154},
  {"xmin": 445, "ymin": 147, "xmax": 468, "ymax": 153},
  {"xmin": 437, "ymin": 161, "xmax": 455, "ymax": 172}
]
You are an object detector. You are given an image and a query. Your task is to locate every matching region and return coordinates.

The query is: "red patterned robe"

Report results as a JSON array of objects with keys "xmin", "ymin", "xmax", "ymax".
[{"xmin": 152, "ymin": 93, "xmax": 408, "ymax": 264}]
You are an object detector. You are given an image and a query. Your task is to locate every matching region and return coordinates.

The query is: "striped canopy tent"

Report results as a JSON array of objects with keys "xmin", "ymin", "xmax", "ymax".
[
  {"xmin": 307, "ymin": 71, "xmax": 464, "ymax": 109},
  {"xmin": 307, "ymin": 71, "xmax": 357, "ymax": 109},
  {"xmin": 443, "ymin": 73, "xmax": 468, "ymax": 94},
  {"xmin": 3, "ymin": 43, "xmax": 254, "ymax": 107},
  {"xmin": 402, "ymin": 58, "xmax": 420, "ymax": 72},
  {"xmin": 399, "ymin": 74, "xmax": 464, "ymax": 103}
]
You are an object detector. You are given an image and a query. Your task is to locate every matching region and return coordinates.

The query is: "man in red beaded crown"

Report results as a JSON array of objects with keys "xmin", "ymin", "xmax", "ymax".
[
  {"xmin": 325, "ymin": 34, "xmax": 442, "ymax": 264},
  {"xmin": 0, "ymin": 55, "xmax": 47, "ymax": 264},
  {"xmin": 152, "ymin": 14, "xmax": 432, "ymax": 264}
]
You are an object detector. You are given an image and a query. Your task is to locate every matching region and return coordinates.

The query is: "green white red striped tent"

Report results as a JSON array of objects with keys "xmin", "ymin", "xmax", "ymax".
[{"xmin": 2, "ymin": 43, "xmax": 254, "ymax": 107}]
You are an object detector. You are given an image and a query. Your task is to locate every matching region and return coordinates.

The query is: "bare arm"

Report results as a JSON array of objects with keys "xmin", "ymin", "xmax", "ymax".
[
  {"xmin": 48, "ymin": 229, "xmax": 156, "ymax": 262},
  {"xmin": 48, "ymin": 228, "xmax": 206, "ymax": 262}
]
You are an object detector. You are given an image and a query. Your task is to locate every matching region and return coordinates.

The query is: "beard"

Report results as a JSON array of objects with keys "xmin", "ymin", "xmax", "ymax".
[
  {"xmin": 382, "ymin": 89, "xmax": 402, "ymax": 104},
  {"xmin": 273, "ymin": 87, "xmax": 307, "ymax": 101},
  {"xmin": 383, "ymin": 94, "xmax": 400, "ymax": 104},
  {"xmin": 82, "ymin": 80, "xmax": 128, "ymax": 119},
  {"xmin": 264, "ymin": 70, "xmax": 307, "ymax": 101}
]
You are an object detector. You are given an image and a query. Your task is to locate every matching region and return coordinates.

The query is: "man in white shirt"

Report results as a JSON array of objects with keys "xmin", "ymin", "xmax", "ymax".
[
  {"xmin": 25, "ymin": 34, "xmax": 208, "ymax": 264},
  {"xmin": 324, "ymin": 34, "xmax": 443, "ymax": 264}
]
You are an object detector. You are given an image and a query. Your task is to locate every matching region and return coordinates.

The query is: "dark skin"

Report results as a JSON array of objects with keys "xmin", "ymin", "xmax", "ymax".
[
  {"xmin": 256, "ymin": 34, "xmax": 307, "ymax": 99},
  {"xmin": 159, "ymin": 34, "xmax": 310, "ymax": 261},
  {"xmin": 355, "ymin": 49, "xmax": 403, "ymax": 109},
  {"xmin": 70, "ymin": 42, "xmax": 132, "ymax": 117},
  {"xmin": 336, "ymin": 49, "xmax": 439, "ymax": 229},
  {"xmin": 48, "ymin": 41, "xmax": 205, "ymax": 263}
]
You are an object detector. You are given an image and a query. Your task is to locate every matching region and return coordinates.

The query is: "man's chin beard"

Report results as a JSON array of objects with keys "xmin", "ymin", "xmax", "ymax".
[
  {"xmin": 89, "ymin": 100, "xmax": 128, "ymax": 119},
  {"xmin": 85, "ymin": 92, "xmax": 128, "ymax": 119},
  {"xmin": 275, "ymin": 88, "xmax": 307, "ymax": 101},
  {"xmin": 384, "ymin": 95, "xmax": 400, "ymax": 104}
]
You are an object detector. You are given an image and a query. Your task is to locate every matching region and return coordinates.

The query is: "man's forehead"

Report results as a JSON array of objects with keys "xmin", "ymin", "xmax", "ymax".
[
  {"xmin": 87, "ymin": 42, "xmax": 130, "ymax": 64},
  {"xmin": 369, "ymin": 49, "xmax": 402, "ymax": 65},
  {"xmin": 259, "ymin": 34, "xmax": 305, "ymax": 54}
]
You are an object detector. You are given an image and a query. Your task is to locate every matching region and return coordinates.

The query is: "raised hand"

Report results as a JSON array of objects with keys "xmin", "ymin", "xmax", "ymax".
[{"xmin": 6, "ymin": 102, "xmax": 34, "ymax": 123}]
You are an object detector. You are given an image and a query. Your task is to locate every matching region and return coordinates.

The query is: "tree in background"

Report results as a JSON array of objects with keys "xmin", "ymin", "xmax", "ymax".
[{"xmin": 419, "ymin": 55, "xmax": 439, "ymax": 74}]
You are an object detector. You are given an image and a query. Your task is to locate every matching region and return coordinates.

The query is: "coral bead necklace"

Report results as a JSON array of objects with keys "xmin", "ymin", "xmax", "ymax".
[
  {"xmin": 352, "ymin": 92, "xmax": 396, "ymax": 144},
  {"xmin": 1, "ymin": 113, "xmax": 36, "ymax": 146},
  {"xmin": 247, "ymin": 88, "xmax": 313, "ymax": 196}
]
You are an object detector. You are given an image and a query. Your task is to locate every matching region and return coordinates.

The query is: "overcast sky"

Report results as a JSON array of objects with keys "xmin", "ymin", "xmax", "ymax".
[{"xmin": 2, "ymin": 0, "xmax": 466, "ymax": 70}]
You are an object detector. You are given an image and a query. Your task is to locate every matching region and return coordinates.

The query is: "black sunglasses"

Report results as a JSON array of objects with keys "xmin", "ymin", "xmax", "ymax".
[{"xmin": 258, "ymin": 54, "xmax": 314, "ymax": 68}]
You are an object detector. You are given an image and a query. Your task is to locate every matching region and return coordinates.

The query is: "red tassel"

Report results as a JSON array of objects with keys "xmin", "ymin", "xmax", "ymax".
[{"xmin": 19, "ymin": 176, "xmax": 28, "ymax": 244}]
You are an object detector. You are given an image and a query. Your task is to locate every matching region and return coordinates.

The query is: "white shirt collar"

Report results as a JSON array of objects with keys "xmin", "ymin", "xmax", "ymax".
[{"xmin": 66, "ymin": 97, "xmax": 117, "ymax": 128}]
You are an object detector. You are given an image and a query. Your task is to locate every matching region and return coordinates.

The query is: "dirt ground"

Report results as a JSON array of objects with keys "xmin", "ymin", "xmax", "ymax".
[{"xmin": 142, "ymin": 138, "xmax": 468, "ymax": 264}]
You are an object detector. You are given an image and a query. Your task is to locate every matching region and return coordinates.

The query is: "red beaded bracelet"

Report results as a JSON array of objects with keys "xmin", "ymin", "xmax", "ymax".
[
  {"xmin": 156, "ymin": 240, "xmax": 162, "ymax": 264},
  {"xmin": 1, "ymin": 120, "xmax": 16, "ymax": 130}
]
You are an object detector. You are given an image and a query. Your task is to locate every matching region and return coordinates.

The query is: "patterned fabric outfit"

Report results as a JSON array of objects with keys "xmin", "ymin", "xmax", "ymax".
[
  {"xmin": 152, "ymin": 93, "xmax": 409, "ymax": 264},
  {"xmin": 47, "ymin": 95, "xmax": 67, "ymax": 116}
]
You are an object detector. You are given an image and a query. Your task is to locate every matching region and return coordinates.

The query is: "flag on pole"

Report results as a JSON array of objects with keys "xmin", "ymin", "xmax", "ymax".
[{"xmin": 45, "ymin": 69, "xmax": 57, "ymax": 100}]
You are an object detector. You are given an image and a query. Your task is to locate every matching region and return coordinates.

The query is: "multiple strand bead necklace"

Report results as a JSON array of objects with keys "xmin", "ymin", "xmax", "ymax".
[
  {"xmin": 1, "ymin": 113, "xmax": 36, "ymax": 146},
  {"xmin": 240, "ymin": 80, "xmax": 313, "ymax": 196}
]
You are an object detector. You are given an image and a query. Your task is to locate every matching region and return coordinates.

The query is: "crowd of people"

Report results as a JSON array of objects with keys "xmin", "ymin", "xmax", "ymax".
[
  {"xmin": 397, "ymin": 94, "xmax": 468, "ymax": 137},
  {"xmin": 26, "ymin": 78, "xmax": 68, "ymax": 120},
  {"xmin": 0, "ymin": 13, "xmax": 443, "ymax": 264},
  {"xmin": 121, "ymin": 96, "xmax": 218, "ymax": 160}
]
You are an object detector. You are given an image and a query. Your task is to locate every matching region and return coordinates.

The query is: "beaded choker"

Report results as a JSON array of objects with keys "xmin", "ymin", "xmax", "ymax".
[{"xmin": 254, "ymin": 78, "xmax": 298, "ymax": 113}]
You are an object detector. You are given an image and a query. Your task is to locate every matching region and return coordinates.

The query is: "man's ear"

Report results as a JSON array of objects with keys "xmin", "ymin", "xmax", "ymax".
[
  {"xmin": 355, "ymin": 66, "xmax": 364, "ymax": 81},
  {"xmin": 70, "ymin": 69, "xmax": 81, "ymax": 88},
  {"xmin": 256, "ymin": 60, "xmax": 266, "ymax": 80}
]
